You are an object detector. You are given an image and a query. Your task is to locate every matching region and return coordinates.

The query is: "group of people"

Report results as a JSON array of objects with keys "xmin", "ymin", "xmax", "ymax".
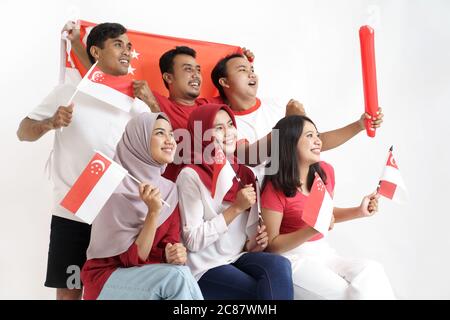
[{"xmin": 17, "ymin": 21, "xmax": 395, "ymax": 300}]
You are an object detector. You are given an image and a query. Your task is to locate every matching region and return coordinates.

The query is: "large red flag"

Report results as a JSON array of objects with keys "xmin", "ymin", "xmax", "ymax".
[{"xmin": 61, "ymin": 20, "xmax": 242, "ymax": 98}]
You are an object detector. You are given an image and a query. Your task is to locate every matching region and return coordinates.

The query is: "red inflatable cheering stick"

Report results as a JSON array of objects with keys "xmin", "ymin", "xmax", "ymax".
[{"xmin": 359, "ymin": 25, "xmax": 379, "ymax": 138}]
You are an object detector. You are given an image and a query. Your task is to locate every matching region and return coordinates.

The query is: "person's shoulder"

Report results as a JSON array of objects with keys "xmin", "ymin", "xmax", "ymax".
[
  {"xmin": 319, "ymin": 161, "xmax": 335, "ymax": 177},
  {"xmin": 319, "ymin": 161, "xmax": 335, "ymax": 187},
  {"xmin": 177, "ymin": 166, "xmax": 201, "ymax": 184},
  {"xmin": 319, "ymin": 161, "xmax": 334, "ymax": 172}
]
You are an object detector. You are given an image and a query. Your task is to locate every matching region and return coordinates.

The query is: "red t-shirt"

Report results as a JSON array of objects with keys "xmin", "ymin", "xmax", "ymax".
[
  {"xmin": 260, "ymin": 162, "xmax": 335, "ymax": 242},
  {"xmin": 153, "ymin": 92, "xmax": 224, "ymax": 182},
  {"xmin": 81, "ymin": 206, "xmax": 181, "ymax": 300}
]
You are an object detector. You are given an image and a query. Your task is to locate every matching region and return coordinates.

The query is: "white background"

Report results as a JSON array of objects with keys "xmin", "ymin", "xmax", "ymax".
[{"xmin": 1, "ymin": 0, "xmax": 449, "ymax": 299}]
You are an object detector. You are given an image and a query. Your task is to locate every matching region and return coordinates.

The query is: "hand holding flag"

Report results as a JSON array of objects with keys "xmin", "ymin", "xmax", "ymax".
[{"xmin": 359, "ymin": 191, "xmax": 380, "ymax": 217}]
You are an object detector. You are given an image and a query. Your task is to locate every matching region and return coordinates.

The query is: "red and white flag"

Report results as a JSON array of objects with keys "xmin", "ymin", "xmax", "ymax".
[
  {"xmin": 60, "ymin": 151, "xmax": 127, "ymax": 224},
  {"xmin": 377, "ymin": 146, "xmax": 408, "ymax": 203},
  {"xmin": 302, "ymin": 173, "xmax": 334, "ymax": 235},
  {"xmin": 211, "ymin": 148, "xmax": 236, "ymax": 204},
  {"xmin": 74, "ymin": 63, "xmax": 144, "ymax": 113}
]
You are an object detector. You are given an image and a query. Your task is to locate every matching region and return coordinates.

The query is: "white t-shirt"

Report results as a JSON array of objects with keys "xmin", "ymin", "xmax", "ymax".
[
  {"xmin": 28, "ymin": 84, "xmax": 148, "ymax": 223},
  {"xmin": 176, "ymin": 167, "xmax": 249, "ymax": 280},
  {"xmin": 234, "ymin": 97, "xmax": 286, "ymax": 182}
]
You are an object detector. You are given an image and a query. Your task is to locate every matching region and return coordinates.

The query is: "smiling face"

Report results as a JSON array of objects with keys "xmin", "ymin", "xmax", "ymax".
[
  {"xmin": 212, "ymin": 109, "xmax": 237, "ymax": 156},
  {"xmin": 222, "ymin": 57, "xmax": 258, "ymax": 99},
  {"xmin": 296, "ymin": 121, "xmax": 322, "ymax": 166},
  {"xmin": 164, "ymin": 54, "xmax": 202, "ymax": 100},
  {"xmin": 90, "ymin": 33, "xmax": 132, "ymax": 76},
  {"xmin": 150, "ymin": 118, "xmax": 177, "ymax": 165}
]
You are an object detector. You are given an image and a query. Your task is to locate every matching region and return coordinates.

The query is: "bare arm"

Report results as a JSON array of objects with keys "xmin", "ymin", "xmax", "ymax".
[
  {"xmin": 333, "ymin": 191, "xmax": 379, "ymax": 223},
  {"xmin": 17, "ymin": 117, "xmax": 54, "ymax": 142},
  {"xmin": 17, "ymin": 103, "xmax": 73, "ymax": 141},
  {"xmin": 132, "ymin": 80, "xmax": 161, "ymax": 112},
  {"xmin": 321, "ymin": 109, "xmax": 384, "ymax": 151},
  {"xmin": 333, "ymin": 207, "xmax": 363, "ymax": 223},
  {"xmin": 262, "ymin": 208, "xmax": 319, "ymax": 254},
  {"xmin": 63, "ymin": 21, "xmax": 92, "ymax": 70},
  {"xmin": 320, "ymin": 120, "xmax": 364, "ymax": 151}
]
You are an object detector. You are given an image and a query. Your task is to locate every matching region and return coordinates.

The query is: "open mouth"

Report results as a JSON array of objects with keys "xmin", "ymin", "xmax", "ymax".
[
  {"xmin": 248, "ymin": 80, "xmax": 257, "ymax": 87},
  {"xmin": 119, "ymin": 58, "xmax": 130, "ymax": 66},
  {"xmin": 188, "ymin": 80, "xmax": 201, "ymax": 89}
]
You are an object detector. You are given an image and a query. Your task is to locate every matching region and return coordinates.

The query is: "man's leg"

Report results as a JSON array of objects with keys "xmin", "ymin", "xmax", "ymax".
[{"xmin": 45, "ymin": 215, "xmax": 91, "ymax": 300}]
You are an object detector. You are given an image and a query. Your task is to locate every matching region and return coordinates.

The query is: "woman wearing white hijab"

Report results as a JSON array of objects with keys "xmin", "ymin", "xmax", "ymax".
[{"xmin": 81, "ymin": 112, "xmax": 203, "ymax": 300}]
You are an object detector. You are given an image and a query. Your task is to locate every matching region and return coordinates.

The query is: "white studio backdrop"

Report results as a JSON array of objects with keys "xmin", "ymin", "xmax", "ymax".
[{"xmin": 1, "ymin": 0, "xmax": 449, "ymax": 299}]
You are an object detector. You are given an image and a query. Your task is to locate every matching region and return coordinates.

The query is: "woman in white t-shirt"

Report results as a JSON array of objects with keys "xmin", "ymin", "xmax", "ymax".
[{"xmin": 176, "ymin": 103, "xmax": 293, "ymax": 300}]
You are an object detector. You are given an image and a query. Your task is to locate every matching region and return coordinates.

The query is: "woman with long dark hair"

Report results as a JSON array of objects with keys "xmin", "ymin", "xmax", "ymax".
[{"xmin": 261, "ymin": 115, "xmax": 395, "ymax": 300}]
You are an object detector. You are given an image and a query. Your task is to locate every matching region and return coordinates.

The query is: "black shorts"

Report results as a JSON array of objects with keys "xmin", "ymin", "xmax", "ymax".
[{"xmin": 44, "ymin": 215, "xmax": 91, "ymax": 289}]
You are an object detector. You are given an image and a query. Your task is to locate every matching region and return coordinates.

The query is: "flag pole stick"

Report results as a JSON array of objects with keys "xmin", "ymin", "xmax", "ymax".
[
  {"xmin": 60, "ymin": 62, "xmax": 98, "ymax": 132},
  {"xmin": 215, "ymin": 141, "xmax": 245, "ymax": 187},
  {"xmin": 127, "ymin": 173, "xmax": 170, "ymax": 208}
]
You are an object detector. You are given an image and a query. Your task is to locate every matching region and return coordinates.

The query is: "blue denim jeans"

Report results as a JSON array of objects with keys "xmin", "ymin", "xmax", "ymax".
[
  {"xmin": 97, "ymin": 264, "xmax": 203, "ymax": 300},
  {"xmin": 198, "ymin": 252, "xmax": 293, "ymax": 300}
]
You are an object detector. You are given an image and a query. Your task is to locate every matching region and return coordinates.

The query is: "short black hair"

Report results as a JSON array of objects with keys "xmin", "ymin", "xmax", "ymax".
[
  {"xmin": 159, "ymin": 46, "xmax": 197, "ymax": 89},
  {"xmin": 262, "ymin": 115, "xmax": 327, "ymax": 197},
  {"xmin": 86, "ymin": 22, "xmax": 127, "ymax": 64},
  {"xmin": 211, "ymin": 53, "xmax": 244, "ymax": 100}
]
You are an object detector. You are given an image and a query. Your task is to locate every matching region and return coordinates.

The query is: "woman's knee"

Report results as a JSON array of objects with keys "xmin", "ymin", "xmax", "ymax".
[{"xmin": 265, "ymin": 253, "xmax": 292, "ymax": 274}]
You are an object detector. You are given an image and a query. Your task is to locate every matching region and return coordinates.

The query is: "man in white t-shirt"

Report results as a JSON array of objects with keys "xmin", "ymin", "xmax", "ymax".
[
  {"xmin": 17, "ymin": 23, "xmax": 150, "ymax": 300},
  {"xmin": 211, "ymin": 54, "xmax": 383, "ymax": 182}
]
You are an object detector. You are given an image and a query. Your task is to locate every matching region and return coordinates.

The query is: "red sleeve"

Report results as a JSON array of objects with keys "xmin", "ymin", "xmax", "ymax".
[
  {"xmin": 149, "ymin": 206, "xmax": 182, "ymax": 263},
  {"xmin": 158, "ymin": 206, "xmax": 181, "ymax": 249},
  {"xmin": 118, "ymin": 243, "xmax": 147, "ymax": 267},
  {"xmin": 261, "ymin": 181, "xmax": 286, "ymax": 213},
  {"xmin": 320, "ymin": 161, "xmax": 335, "ymax": 195}
]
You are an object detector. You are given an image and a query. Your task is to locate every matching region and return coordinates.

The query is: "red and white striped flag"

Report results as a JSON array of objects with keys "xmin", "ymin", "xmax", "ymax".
[
  {"xmin": 211, "ymin": 148, "xmax": 236, "ymax": 204},
  {"xmin": 378, "ymin": 146, "xmax": 408, "ymax": 203},
  {"xmin": 75, "ymin": 64, "xmax": 145, "ymax": 113},
  {"xmin": 302, "ymin": 173, "xmax": 334, "ymax": 235},
  {"xmin": 60, "ymin": 151, "xmax": 127, "ymax": 224}
]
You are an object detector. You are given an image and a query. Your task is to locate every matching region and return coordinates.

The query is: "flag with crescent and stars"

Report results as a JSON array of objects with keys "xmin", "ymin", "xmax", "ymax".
[
  {"xmin": 60, "ymin": 151, "xmax": 127, "ymax": 224},
  {"xmin": 75, "ymin": 63, "xmax": 146, "ymax": 113},
  {"xmin": 302, "ymin": 173, "xmax": 334, "ymax": 235}
]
